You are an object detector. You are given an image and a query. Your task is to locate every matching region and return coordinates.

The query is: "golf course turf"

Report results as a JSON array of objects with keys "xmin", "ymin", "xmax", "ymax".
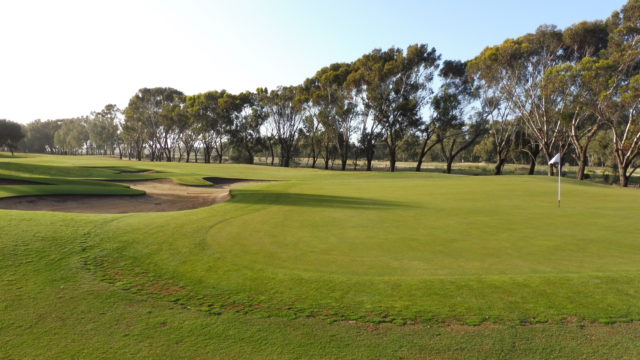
[{"xmin": 2, "ymin": 153, "xmax": 640, "ymax": 359}]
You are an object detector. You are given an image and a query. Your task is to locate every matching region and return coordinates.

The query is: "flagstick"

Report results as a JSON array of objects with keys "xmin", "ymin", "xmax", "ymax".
[{"xmin": 558, "ymin": 163, "xmax": 561, "ymax": 208}]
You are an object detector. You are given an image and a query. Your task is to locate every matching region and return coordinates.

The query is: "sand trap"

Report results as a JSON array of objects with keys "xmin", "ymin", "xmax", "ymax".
[{"xmin": 0, "ymin": 178, "xmax": 266, "ymax": 214}]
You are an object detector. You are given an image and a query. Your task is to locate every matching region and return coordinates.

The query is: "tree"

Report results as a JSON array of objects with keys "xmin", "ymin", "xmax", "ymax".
[
  {"xmin": 352, "ymin": 45, "xmax": 440, "ymax": 171},
  {"xmin": 513, "ymin": 125, "xmax": 542, "ymax": 175},
  {"xmin": 172, "ymin": 103, "xmax": 198, "ymax": 162},
  {"xmin": 305, "ymin": 62, "xmax": 359, "ymax": 170},
  {"xmin": 587, "ymin": 0, "xmax": 640, "ymax": 186},
  {"xmin": 186, "ymin": 90, "xmax": 235, "ymax": 163},
  {"xmin": 562, "ymin": 20, "xmax": 609, "ymax": 61},
  {"xmin": 20, "ymin": 119, "xmax": 61, "ymax": 153},
  {"xmin": 300, "ymin": 114, "xmax": 322, "ymax": 168},
  {"xmin": 468, "ymin": 52, "xmax": 519, "ymax": 175},
  {"xmin": 544, "ymin": 60, "xmax": 604, "ymax": 180},
  {"xmin": 53, "ymin": 117, "xmax": 89, "ymax": 155},
  {"xmin": 0, "ymin": 119, "xmax": 25, "ymax": 156},
  {"xmin": 261, "ymin": 86, "xmax": 305, "ymax": 167},
  {"xmin": 229, "ymin": 91, "xmax": 266, "ymax": 164},
  {"xmin": 414, "ymin": 112, "xmax": 440, "ymax": 172},
  {"xmin": 124, "ymin": 87, "xmax": 185, "ymax": 161},
  {"xmin": 87, "ymin": 104, "xmax": 121, "ymax": 156},
  {"xmin": 534, "ymin": 20, "xmax": 611, "ymax": 180},
  {"xmin": 474, "ymin": 26, "xmax": 568, "ymax": 176},
  {"xmin": 432, "ymin": 61, "xmax": 488, "ymax": 174}
]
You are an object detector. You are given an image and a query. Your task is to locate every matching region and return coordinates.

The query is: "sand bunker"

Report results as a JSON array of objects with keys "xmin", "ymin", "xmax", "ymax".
[{"xmin": 0, "ymin": 178, "xmax": 265, "ymax": 214}]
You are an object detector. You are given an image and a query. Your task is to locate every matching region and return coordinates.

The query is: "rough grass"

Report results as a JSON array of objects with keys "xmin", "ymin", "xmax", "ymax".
[{"xmin": 2, "ymin": 153, "xmax": 640, "ymax": 359}]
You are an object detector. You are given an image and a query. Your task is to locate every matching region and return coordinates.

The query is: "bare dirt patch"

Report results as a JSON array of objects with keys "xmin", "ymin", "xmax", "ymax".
[{"xmin": 0, "ymin": 178, "xmax": 264, "ymax": 214}]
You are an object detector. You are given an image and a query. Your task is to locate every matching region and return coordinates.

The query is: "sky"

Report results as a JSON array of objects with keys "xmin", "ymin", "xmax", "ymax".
[{"xmin": 0, "ymin": 0, "xmax": 627, "ymax": 124}]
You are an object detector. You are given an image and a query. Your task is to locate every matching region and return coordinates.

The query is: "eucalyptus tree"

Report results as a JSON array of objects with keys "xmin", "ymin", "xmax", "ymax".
[
  {"xmin": 87, "ymin": 104, "xmax": 121, "ymax": 156},
  {"xmin": 186, "ymin": 90, "xmax": 234, "ymax": 163},
  {"xmin": 356, "ymin": 111, "xmax": 382, "ymax": 171},
  {"xmin": 303, "ymin": 73, "xmax": 330, "ymax": 168},
  {"xmin": 0, "ymin": 119, "xmax": 24, "ymax": 156},
  {"xmin": 414, "ymin": 114, "xmax": 439, "ymax": 172},
  {"xmin": 301, "ymin": 114, "xmax": 322, "ymax": 167},
  {"xmin": 21, "ymin": 120, "xmax": 61, "ymax": 153},
  {"xmin": 333, "ymin": 89, "xmax": 359, "ymax": 170},
  {"xmin": 305, "ymin": 62, "xmax": 359, "ymax": 170},
  {"xmin": 543, "ymin": 61, "xmax": 603, "ymax": 180},
  {"xmin": 168, "ymin": 103, "xmax": 197, "ymax": 162},
  {"xmin": 468, "ymin": 53, "xmax": 519, "ymax": 175},
  {"xmin": 589, "ymin": 0, "xmax": 640, "ymax": 186},
  {"xmin": 229, "ymin": 91, "xmax": 266, "ymax": 164},
  {"xmin": 124, "ymin": 87, "xmax": 184, "ymax": 161},
  {"xmin": 432, "ymin": 60, "xmax": 488, "ymax": 174},
  {"xmin": 352, "ymin": 44, "xmax": 439, "ymax": 171},
  {"xmin": 533, "ymin": 20, "xmax": 611, "ymax": 179},
  {"xmin": 562, "ymin": 20, "xmax": 610, "ymax": 62},
  {"xmin": 261, "ymin": 86, "xmax": 305, "ymax": 167},
  {"xmin": 474, "ymin": 26, "xmax": 569, "ymax": 175},
  {"xmin": 120, "ymin": 114, "xmax": 146, "ymax": 160},
  {"xmin": 53, "ymin": 117, "xmax": 90, "ymax": 155},
  {"xmin": 513, "ymin": 127, "xmax": 542, "ymax": 175}
]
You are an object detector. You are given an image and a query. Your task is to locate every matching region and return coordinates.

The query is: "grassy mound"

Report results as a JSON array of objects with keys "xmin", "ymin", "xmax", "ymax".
[{"xmin": 2, "ymin": 153, "xmax": 640, "ymax": 358}]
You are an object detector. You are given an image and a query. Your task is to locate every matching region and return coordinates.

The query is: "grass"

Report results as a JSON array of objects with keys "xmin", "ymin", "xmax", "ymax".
[{"xmin": 2, "ymin": 153, "xmax": 640, "ymax": 358}]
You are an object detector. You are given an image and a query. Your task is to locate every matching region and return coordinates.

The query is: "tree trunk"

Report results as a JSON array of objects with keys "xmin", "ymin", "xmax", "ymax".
[
  {"xmin": 416, "ymin": 138, "xmax": 439, "ymax": 172},
  {"xmin": 340, "ymin": 141, "xmax": 349, "ymax": 171},
  {"xmin": 527, "ymin": 148, "xmax": 539, "ymax": 175},
  {"xmin": 575, "ymin": 145, "xmax": 590, "ymax": 180},
  {"xmin": 280, "ymin": 143, "xmax": 292, "ymax": 167},
  {"xmin": 245, "ymin": 145, "xmax": 255, "ymax": 165},
  {"xmin": 388, "ymin": 145, "xmax": 396, "ymax": 172},
  {"xmin": 268, "ymin": 142, "xmax": 275, "ymax": 166},
  {"xmin": 446, "ymin": 159, "xmax": 453, "ymax": 174},
  {"xmin": 617, "ymin": 161, "xmax": 630, "ymax": 187},
  {"xmin": 619, "ymin": 171, "xmax": 629, "ymax": 187},
  {"xmin": 366, "ymin": 154, "xmax": 374, "ymax": 171},
  {"xmin": 494, "ymin": 158, "xmax": 506, "ymax": 175},
  {"xmin": 416, "ymin": 138, "xmax": 429, "ymax": 172}
]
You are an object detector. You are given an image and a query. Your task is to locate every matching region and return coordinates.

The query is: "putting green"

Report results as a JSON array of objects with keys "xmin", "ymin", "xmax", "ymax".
[
  {"xmin": 3, "ymin": 154, "xmax": 640, "ymax": 358},
  {"xmin": 3, "ymin": 154, "xmax": 639, "ymax": 324}
]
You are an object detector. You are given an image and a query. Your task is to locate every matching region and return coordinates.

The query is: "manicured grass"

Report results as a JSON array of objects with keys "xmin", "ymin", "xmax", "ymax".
[{"xmin": 1, "ymin": 153, "xmax": 640, "ymax": 358}]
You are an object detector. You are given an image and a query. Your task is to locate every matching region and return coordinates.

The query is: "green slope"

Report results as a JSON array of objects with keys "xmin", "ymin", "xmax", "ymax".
[{"xmin": 2, "ymin": 153, "xmax": 640, "ymax": 358}]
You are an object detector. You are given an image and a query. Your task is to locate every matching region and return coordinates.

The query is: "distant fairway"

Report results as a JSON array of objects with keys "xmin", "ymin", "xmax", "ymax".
[{"xmin": 2, "ymin": 153, "xmax": 640, "ymax": 359}]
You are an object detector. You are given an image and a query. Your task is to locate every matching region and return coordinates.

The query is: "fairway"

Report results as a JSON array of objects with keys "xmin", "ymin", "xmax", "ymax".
[{"xmin": 2, "ymin": 154, "xmax": 640, "ymax": 359}]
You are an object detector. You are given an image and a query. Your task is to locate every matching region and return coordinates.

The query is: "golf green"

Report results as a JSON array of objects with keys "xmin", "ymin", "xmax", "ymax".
[{"xmin": 2, "ymin": 154, "xmax": 640, "ymax": 359}]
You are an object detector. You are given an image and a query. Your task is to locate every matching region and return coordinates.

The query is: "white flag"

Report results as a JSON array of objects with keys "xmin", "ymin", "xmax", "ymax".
[{"xmin": 548, "ymin": 153, "xmax": 561, "ymax": 165}]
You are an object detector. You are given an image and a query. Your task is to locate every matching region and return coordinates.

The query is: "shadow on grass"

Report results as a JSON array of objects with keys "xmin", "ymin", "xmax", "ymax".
[{"xmin": 231, "ymin": 189, "xmax": 412, "ymax": 209}]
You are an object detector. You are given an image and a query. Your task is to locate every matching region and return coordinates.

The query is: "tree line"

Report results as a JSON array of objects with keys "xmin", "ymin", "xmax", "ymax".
[{"xmin": 3, "ymin": 0, "xmax": 639, "ymax": 186}]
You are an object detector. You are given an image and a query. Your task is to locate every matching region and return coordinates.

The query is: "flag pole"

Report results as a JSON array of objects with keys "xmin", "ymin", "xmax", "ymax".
[
  {"xmin": 548, "ymin": 153, "xmax": 562, "ymax": 207},
  {"xmin": 558, "ymin": 162, "xmax": 561, "ymax": 208}
]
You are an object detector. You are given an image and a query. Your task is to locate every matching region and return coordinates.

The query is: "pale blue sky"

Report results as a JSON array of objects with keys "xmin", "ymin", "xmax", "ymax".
[{"xmin": 0, "ymin": 0, "xmax": 626, "ymax": 123}]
